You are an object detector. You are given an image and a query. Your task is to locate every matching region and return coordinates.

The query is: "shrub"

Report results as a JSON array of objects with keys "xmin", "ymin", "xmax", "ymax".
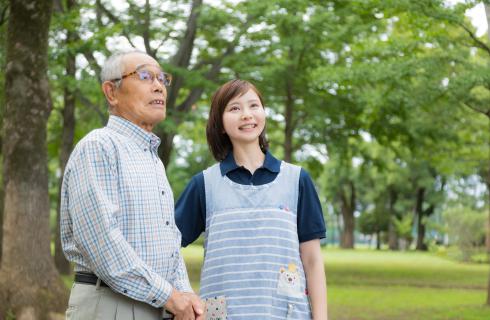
[{"xmin": 443, "ymin": 207, "xmax": 486, "ymax": 262}]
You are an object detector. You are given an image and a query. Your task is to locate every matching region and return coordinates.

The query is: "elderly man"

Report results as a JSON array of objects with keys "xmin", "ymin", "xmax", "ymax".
[{"xmin": 60, "ymin": 51, "xmax": 204, "ymax": 320}]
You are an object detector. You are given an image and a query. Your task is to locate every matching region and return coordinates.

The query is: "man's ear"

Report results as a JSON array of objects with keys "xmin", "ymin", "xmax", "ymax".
[{"xmin": 102, "ymin": 81, "xmax": 118, "ymax": 106}]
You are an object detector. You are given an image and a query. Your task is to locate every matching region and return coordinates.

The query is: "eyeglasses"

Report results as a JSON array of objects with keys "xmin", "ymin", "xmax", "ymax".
[{"xmin": 112, "ymin": 68, "xmax": 172, "ymax": 86}]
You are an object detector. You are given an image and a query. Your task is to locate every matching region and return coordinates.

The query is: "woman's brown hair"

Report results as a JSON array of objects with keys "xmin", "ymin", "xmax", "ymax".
[{"xmin": 206, "ymin": 79, "xmax": 269, "ymax": 161}]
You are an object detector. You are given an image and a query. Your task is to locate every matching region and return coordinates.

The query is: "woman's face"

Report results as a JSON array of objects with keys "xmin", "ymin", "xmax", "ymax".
[{"xmin": 222, "ymin": 89, "xmax": 266, "ymax": 147}]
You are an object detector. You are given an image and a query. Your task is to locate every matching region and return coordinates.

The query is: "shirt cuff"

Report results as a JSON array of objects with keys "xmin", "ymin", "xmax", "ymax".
[
  {"xmin": 299, "ymin": 230, "xmax": 326, "ymax": 243},
  {"xmin": 175, "ymin": 278, "xmax": 193, "ymax": 293},
  {"xmin": 146, "ymin": 276, "xmax": 173, "ymax": 307}
]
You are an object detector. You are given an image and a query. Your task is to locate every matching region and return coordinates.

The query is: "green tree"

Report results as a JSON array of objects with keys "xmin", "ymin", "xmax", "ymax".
[{"xmin": 311, "ymin": 0, "xmax": 485, "ymax": 251}]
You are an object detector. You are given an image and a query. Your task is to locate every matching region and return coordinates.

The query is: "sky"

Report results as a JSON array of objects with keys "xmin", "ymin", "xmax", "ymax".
[{"xmin": 453, "ymin": 1, "xmax": 488, "ymax": 36}]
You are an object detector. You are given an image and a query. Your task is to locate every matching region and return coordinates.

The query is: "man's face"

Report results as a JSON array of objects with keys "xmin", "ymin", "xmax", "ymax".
[{"xmin": 109, "ymin": 53, "xmax": 167, "ymax": 131}]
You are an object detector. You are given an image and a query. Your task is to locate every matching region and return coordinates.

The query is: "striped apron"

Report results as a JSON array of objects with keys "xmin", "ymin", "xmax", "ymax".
[{"xmin": 200, "ymin": 162, "xmax": 311, "ymax": 319}]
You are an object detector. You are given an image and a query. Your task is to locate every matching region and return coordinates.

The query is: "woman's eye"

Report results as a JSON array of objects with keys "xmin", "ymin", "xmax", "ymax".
[
  {"xmin": 229, "ymin": 106, "xmax": 240, "ymax": 111},
  {"xmin": 251, "ymin": 104, "xmax": 260, "ymax": 108}
]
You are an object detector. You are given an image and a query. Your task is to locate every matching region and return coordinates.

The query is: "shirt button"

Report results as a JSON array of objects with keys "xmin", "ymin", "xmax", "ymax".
[
  {"xmin": 161, "ymin": 190, "xmax": 165, "ymax": 195},
  {"xmin": 123, "ymin": 289, "xmax": 128, "ymax": 294},
  {"xmin": 152, "ymin": 299, "xmax": 157, "ymax": 303},
  {"xmin": 166, "ymin": 221, "xmax": 169, "ymax": 226},
  {"xmin": 144, "ymin": 148, "xmax": 147, "ymax": 152}
]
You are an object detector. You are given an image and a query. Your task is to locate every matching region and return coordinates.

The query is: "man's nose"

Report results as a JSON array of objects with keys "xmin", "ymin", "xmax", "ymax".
[{"xmin": 152, "ymin": 78, "xmax": 164, "ymax": 93}]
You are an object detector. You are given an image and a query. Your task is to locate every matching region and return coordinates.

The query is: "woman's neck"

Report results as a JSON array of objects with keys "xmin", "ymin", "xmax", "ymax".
[{"xmin": 232, "ymin": 144, "xmax": 265, "ymax": 175}]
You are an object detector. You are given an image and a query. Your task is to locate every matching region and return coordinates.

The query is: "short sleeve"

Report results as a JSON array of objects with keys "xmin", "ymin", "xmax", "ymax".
[
  {"xmin": 297, "ymin": 168, "xmax": 326, "ymax": 242},
  {"xmin": 175, "ymin": 173, "xmax": 206, "ymax": 247}
]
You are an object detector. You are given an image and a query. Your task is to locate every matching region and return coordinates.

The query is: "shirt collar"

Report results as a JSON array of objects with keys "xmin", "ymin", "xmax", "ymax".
[
  {"xmin": 106, "ymin": 115, "xmax": 161, "ymax": 151},
  {"xmin": 219, "ymin": 150, "xmax": 281, "ymax": 176}
]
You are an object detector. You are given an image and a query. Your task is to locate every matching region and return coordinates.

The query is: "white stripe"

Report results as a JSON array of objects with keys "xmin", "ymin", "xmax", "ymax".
[
  {"xmin": 231, "ymin": 311, "xmax": 310, "ymax": 317},
  {"xmin": 205, "ymin": 244, "xmax": 298, "ymax": 255},
  {"xmin": 201, "ymin": 270, "xmax": 278, "ymax": 282},
  {"xmin": 205, "ymin": 286, "xmax": 275, "ymax": 295},
  {"xmin": 204, "ymin": 252, "xmax": 293, "ymax": 264},
  {"xmin": 227, "ymin": 313, "xmax": 275, "ymax": 317},
  {"xmin": 200, "ymin": 278, "xmax": 276, "ymax": 291},
  {"xmin": 225, "ymin": 295, "xmax": 307, "ymax": 303},
  {"xmin": 229, "ymin": 304, "xmax": 310, "ymax": 315},
  {"xmin": 208, "ymin": 207, "xmax": 295, "ymax": 221},
  {"xmin": 210, "ymin": 217, "xmax": 296, "ymax": 228},
  {"xmin": 206, "ymin": 235, "xmax": 298, "ymax": 247},
  {"xmin": 202, "ymin": 261, "xmax": 285, "ymax": 272},
  {"xmin": 200, "ymin": 272, "xmax": 304, "ymax": 290},
  {"xmin": 207, "ymin": 226, "xmax": 297, "ymax": 237}
]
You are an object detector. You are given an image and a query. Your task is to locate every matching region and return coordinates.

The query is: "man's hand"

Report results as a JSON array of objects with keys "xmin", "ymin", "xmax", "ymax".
[
  {"xmin": 184, "ymin": 292, "xmax": 205, "ymax": 320},
  {"xmin": 164, "ymin": 289, "xmax": 205, "ymax": 320}
]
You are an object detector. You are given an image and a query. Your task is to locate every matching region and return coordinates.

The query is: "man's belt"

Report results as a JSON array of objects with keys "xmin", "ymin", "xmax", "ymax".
[{"xmin": 74, "ymin": 272, "xmax": 109, "ymax": 287}]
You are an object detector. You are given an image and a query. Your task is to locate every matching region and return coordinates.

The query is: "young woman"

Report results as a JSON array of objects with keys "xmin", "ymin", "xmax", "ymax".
[{"xmin": 175, "ymin": 79, "xmax": 328, "ymax": 319}]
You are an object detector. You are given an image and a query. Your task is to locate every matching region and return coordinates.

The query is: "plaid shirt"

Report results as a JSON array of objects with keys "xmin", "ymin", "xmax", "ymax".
[{"xmin": 60, "ymin": 115, "xmax": 192, "ymax": 308}]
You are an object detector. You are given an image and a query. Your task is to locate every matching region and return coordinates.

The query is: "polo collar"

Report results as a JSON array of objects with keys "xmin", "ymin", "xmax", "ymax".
[
  {"xmin": 106, "ymin": 115, "xmax": 161, "ymax": 151},
  {"xmin": 219, "ymin": 150, "xmax": 281, "ymax": 176}
]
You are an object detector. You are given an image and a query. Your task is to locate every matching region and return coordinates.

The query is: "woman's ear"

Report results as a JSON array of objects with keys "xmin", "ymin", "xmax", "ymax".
[{"xmin": 102, "ymin": 81, "xmax": 118, "ymax": 106}]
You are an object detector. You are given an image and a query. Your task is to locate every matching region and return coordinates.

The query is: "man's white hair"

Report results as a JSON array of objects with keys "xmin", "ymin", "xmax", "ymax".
[{"xmin": 100, "ymin": 50, "xmax": 147, "ymax": 85}]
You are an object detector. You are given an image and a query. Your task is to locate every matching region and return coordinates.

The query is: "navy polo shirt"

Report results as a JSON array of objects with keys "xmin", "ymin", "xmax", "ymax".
[{"xmin": 175, "ymin": 151, "xmax": 326, "ymax": 247}]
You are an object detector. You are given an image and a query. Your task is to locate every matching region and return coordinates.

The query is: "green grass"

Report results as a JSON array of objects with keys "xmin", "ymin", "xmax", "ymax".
[
  {"xmin": 322, "ymin": 249, "xmax": 486, "ymax": 289},
  {"xmin": 182, "ymin": 245, "xmax": 490, "ymax": 320}
]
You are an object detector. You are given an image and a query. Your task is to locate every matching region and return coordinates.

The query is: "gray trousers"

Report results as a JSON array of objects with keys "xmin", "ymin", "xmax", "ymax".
[{"xmin": 66, "ymin": 282, "xmax": 161, "ymax": 320}]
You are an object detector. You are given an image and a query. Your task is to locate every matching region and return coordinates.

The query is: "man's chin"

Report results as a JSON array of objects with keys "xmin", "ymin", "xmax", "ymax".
[
  {"xmin": 149, "ymin": 109, "xmax": 166, "ymax": 120},
  {"xmin": 151, "ymin": 113, "xmax": 166, "ymax": 125}
]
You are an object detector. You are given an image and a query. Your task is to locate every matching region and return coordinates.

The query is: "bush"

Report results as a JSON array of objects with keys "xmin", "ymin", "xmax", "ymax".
[
  {"xmin": 443, "ymin": 207, "xmax": 486, "ymax": 262},
  {"xmin": 393, "ymin": 215, "xmax": 413, "ymax": 250}
]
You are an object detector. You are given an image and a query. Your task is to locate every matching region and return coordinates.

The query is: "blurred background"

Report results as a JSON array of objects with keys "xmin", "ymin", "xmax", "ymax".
[{"xmin": 1, "ymin": 0, "xmax": 490, "ymax": 319}]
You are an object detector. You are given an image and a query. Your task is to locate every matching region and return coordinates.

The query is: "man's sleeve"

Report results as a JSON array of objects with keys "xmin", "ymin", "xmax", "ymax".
[
  {"xmin": 67, "ymin": 139, "xmax": 173, "ymax": 307},
  {"xmin": 173, "ymin": 252, "xmax": 193, "ymax": 292},
  {"xmin": 175, "ymin": 173, "xmax": 206, "ymax": 247},
  {"xmin": 297, "ymin": 168, "xmax": 326, "ymax": 243}
]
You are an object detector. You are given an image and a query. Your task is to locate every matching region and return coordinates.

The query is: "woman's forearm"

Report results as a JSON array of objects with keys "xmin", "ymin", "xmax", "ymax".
[{"xmin": 300, "ymin": 239, "xmax": 328, "ymax": 320}]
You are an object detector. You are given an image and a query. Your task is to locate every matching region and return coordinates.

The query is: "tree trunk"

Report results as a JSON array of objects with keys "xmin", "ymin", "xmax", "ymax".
[
  {"xmin": 388, "ymin": 186, "xmax": 399, "ymax": 250},
  {"xmin": 415, "ymin": 187, "xmax": 428, "ymax": 251},
  {"xmin": 486, "ymin": 100, "xmax": 490, "ymax": 305},
  {"xmin": 0, "ymin": 186, "xmax": 3, "ymax": 264},
  {"xmin": 487, "ymin": 266, "xmax": 490, "ymax": 306},
  {"xmin": 487, "ymin": 173, "xmax": 490, "ymax": 259},
  {"xmin": 0, "ymin": 1, "xmax": 6, "ymax": 265},
  {"xmin": 158, "ymin": 131, "xmax": 177, "ymax": 168},
  {"xmin": 335, "ymin": 211, "xmax": 342, "ymax": 246},
  {"xmin": 156, "ymin": 0, "xmax": 248, "ymax": 166},
  {"xmin": 340, "ymin": 181, "xmax": 355, "ymax": 249},
  {"xmin": 485, "ymin": 4, "xmax": 490, "ymax": 46},
  {"xmin": 487, "ymin": 171, "xmax": 490, "ymax": 305},
  {"xmin": 485, "ymin": 6, "xmax": 490, "ymax": 302},
  {"xmin": 0, "ymin": 0, "xmax": 68, "ymax": 318},
  {"xmin": 284, "ymin": 76, "xmax": 294, "ymax": 163},
  {"xmin": 376, "ymin": 231, "xmax": 381, "ymax": 250},
  {"xmin": 157, "ymin": 0, "xmax": 202, "ymax": 167},
  {"xmin": 55, "ymin": 0, "xmax": 77, "ymax": 275}
]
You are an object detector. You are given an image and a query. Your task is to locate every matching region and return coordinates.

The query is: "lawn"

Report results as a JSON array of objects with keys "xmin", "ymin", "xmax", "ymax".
[{"xmin": 181, "ymin": 245, "xmax": 490, "ymax": 320}]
